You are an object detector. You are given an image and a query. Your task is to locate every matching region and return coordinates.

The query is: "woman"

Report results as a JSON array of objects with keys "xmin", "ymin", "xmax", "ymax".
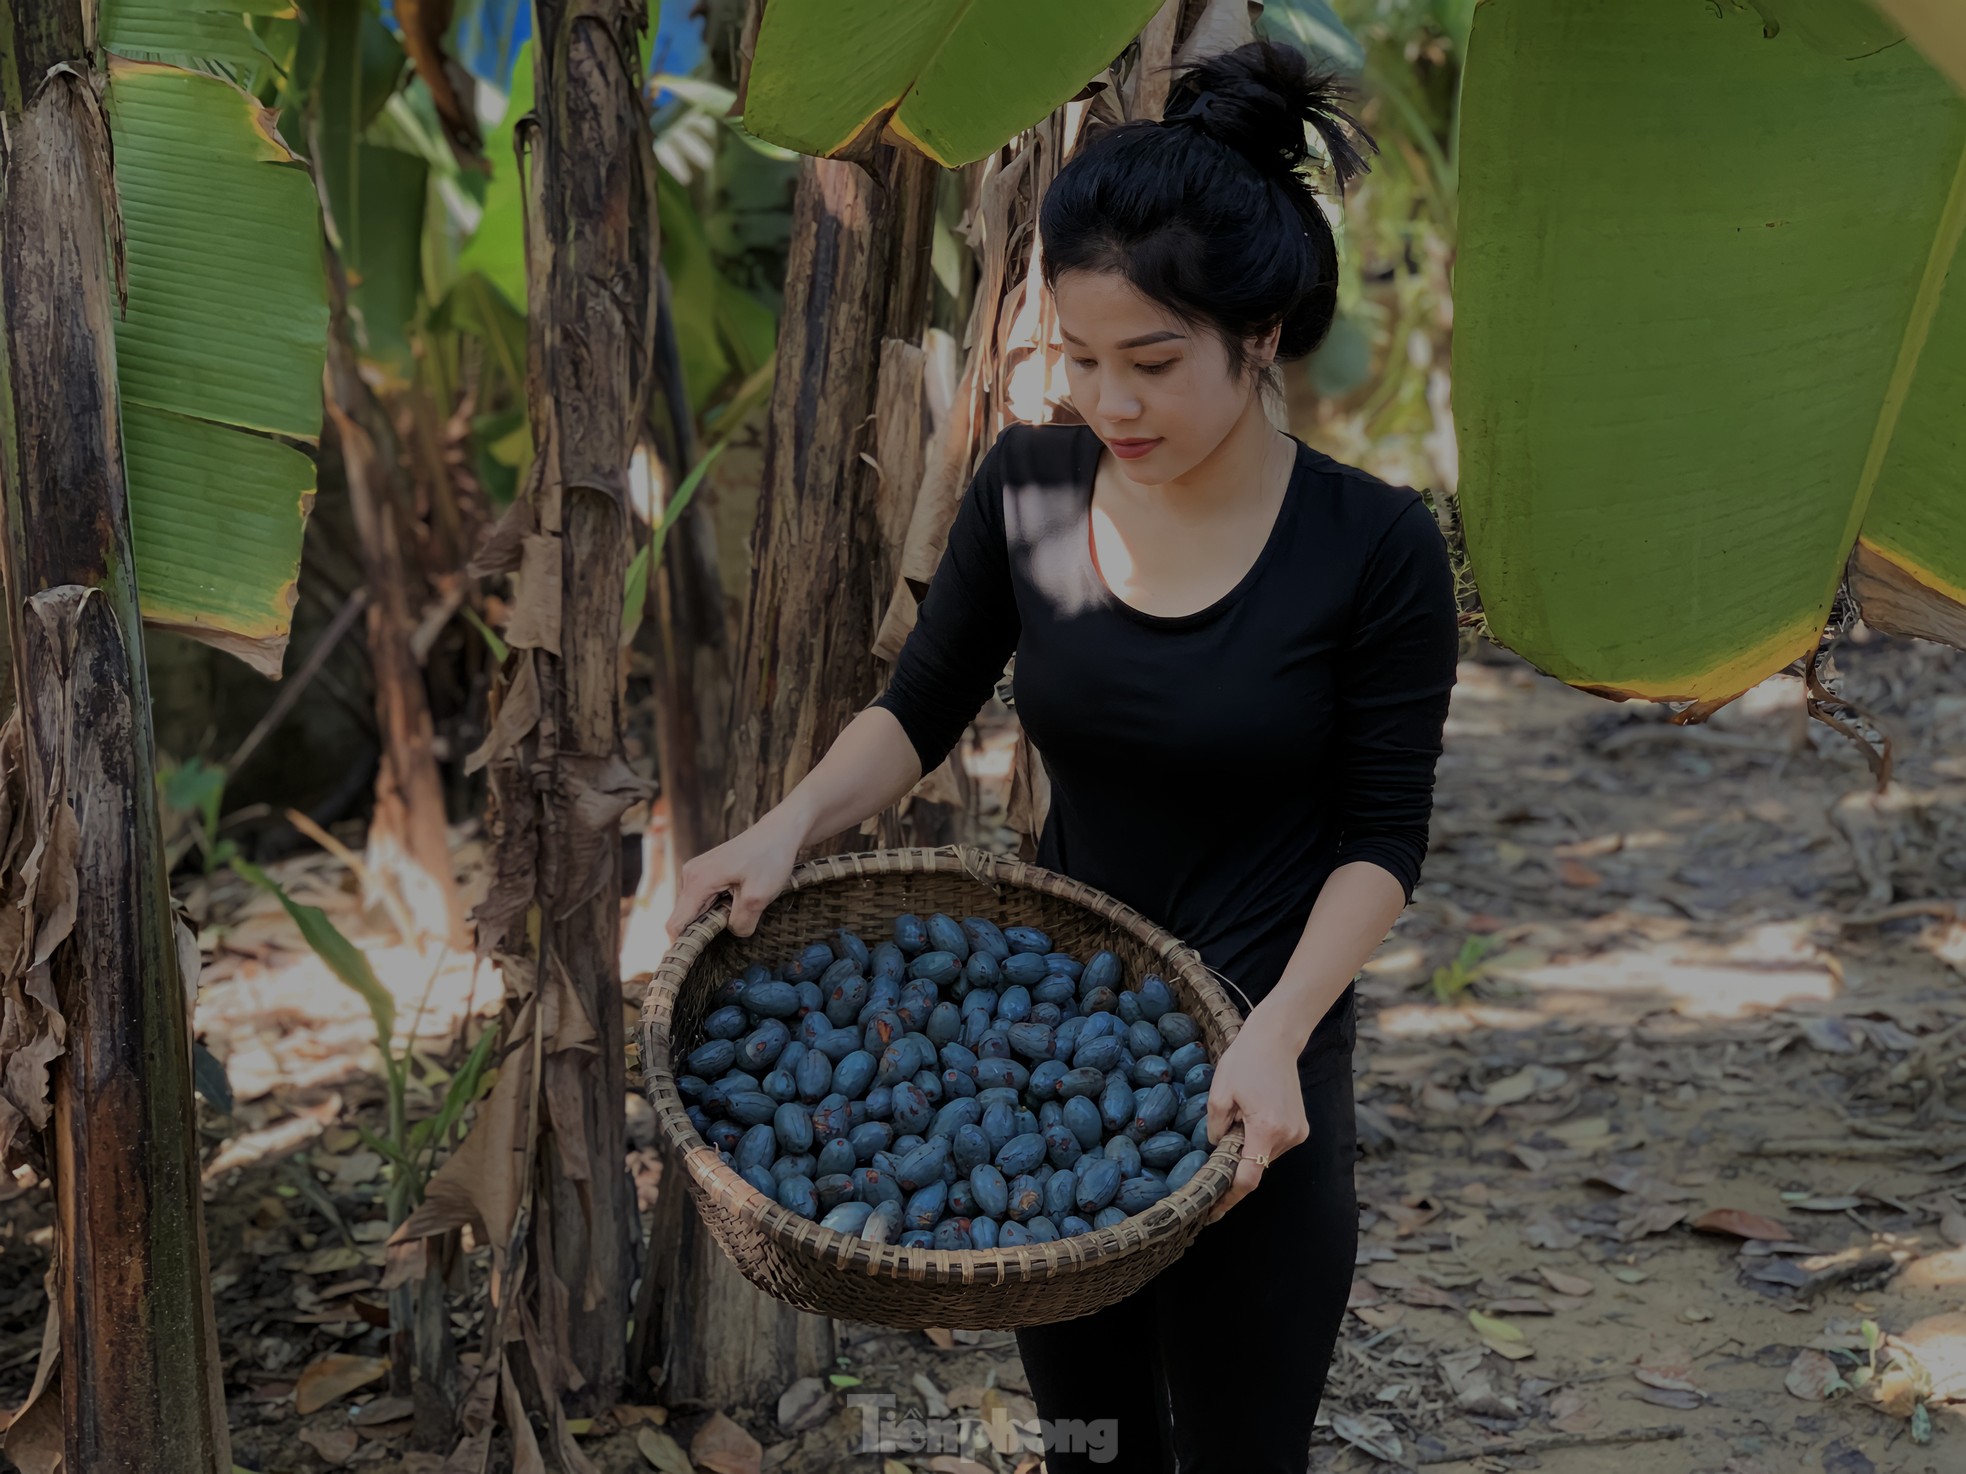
[{"xmin": 667, "ymin": 39, "xmax": 1460, "ymax": 1473}]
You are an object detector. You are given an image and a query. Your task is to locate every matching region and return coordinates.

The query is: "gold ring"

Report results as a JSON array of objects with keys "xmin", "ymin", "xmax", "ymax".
[{"xmin": 1242, "ymin": 1151, "xmax": 1270, "ymax": 1169}]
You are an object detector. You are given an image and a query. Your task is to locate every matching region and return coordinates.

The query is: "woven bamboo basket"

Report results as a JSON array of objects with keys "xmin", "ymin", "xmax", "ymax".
[{"xmin": 639, "ymin": 844, "xmax": 1249, "ymax": 1330}]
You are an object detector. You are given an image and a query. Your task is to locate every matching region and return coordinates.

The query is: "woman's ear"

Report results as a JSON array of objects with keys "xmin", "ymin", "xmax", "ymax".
[{"xmin": 1251, "ymin": 323, "xmax": 1283, "ymax": 372}]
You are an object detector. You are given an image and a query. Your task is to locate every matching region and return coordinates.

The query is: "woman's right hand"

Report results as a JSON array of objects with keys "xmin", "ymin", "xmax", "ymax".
[{"xmin": 665, "ymin": 809, "xmax": 806, "ymax": 942}]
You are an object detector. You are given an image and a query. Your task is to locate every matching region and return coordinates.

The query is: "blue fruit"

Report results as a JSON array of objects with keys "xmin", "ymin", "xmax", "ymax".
[
  {"xmin": 1158, "ymin": 1012, "xmax": 1202, "ymax": 1050},
  {"xmin": 776, "ymin": 1175, "xmax": 819, "ymax": 1218},
  {"xmin": 1167, "ymin": 1149, "xmax": 1210, "ymax": 1191},
  {"xmin": 773, "ymin": 1102, "xmax": 815, "ymax": 1153},
  {"xmin": 1183, "ymin": 1062, "xmax": 1214, "ymax": 1096},
  {"xmin": 686, "ymin": 1038, "xmax": 737, "ymax": 1077},
  {"xmin": 742, "ymin": 981, "xmax": 801, "ymax": 1020},
  {"xmin": 1098, "ymin": 1077, "xmax": 1136, "ymax": 1135},
  {"xmin": 1042, "ymin": 1122, "xmax": 1084, "ymax": 1169},
  {"xmin": 932, "ymin": 1219, "xmax": 974, "ymax": 1251},
  {"xmin": 740, "ymin": 1165, "xmax": 778, "ymax": 1199},
  {"xmin": 892, "ymin": 913, "xmax": 928, "ymax": 955},
  {"xmin": 1129, "ymin": 1055, "xmax": 1174, "ymax": 1089},
  {"xmin": 814, "ymin": 1171, "xmax": 857, "ymax": 1211},
  {"xmin": 891, "ymin": 1083, "xmax": 934, "ymax": 1136},
  {"xmin": 913, "ymin": 998, "xmax": 956, "ymax": 1047},
  {"xmin": 735, "ymin": 1122, "xmax": 777, "ymax": 1173},
  {"xmin": 1044, "ymin": 953, "xmax": 1083, "ymax": 981},
  {"xmin": 1027, "ymin": 1216, "xmax": 1060, "ymax": 1243},
  {"xmin": 817, "ymin": 1137, "xmax": 858, "ymax": 1178},
  {"xmin": 726, "ymin": 1091, "xmax": 778, "ymax": 1127},
  {"xmin": 1132, "ymin": 1083, "xmax": 1179, "ymax": 1137},
  {"xmin": 1115, "ymin": 1176, "xmax": 1169, "ymax": 1214},
  {"xmin": 970, "ymin": 1215, "xmax": 1000, "ymax": 1249},
  {"xmin": 761, "ymin": 1068, "xmax": 798, "ymax": 1103},
  {"xmin": 1104, "ymin": 1135, "xmax": 1143, "ymax": 1179},
  {"xmin": 862, "ymin": 1200, "xmax": 903, "ymax": 1244},
  {"xmin": 1033, "ymin": 976, "xmax": 1078, "ymax": 1010},
  {"xmin": 810, "ymin": 1095, "xmax": 852, "ymax": 1141},
  {"xmin": 995, "ymin": 1131, "xmax": 1047, "ymax": 1177},
  {"xmin": 851, "ymin": 1167, "xmax": 903, "ymax": 1208},
  {"xmin": 847, "ymin": 1121, "xmax": 893, "ymax": 1164},
  {"xmin": 1140, "ymin": 1130, "xmax": 1191, "ymax": 1170},
  {"xmin": 1006, "ymin": 1173, "xmax": 1043, "ymax": 1222},
  {"xmin": 904, "ymin": 1182, "xmax": 948, "ymax": 1230},
  {"xmin": 1001, "ymin": 952, "xmax": 1049, "ymax": 988},
  {"xmin": 1116, "ymin": 990, "xmax": 1142, "ymax": 1025},
  {"xmin": 896, "ymin": 1137, "xmax": 952, "ymax": 1192},
  {"xmin": 863, "ymin": 1085, "xmax": 893, "ymax": 1121},
  {"xmin": 960, "ymin": 951, "xmax": 1002, "ymax": 995},
  {"xmin": 820, "ymin": 1201, "xmax": 875, "ymax": 1235},
  {"xmin": 926, "ymin": 913, "xmax": 970, "ymax": 961},
  {"xmin": 961, "ymin": 916, "xmax": 1011, "ymax": 962},
  {"xmin": 1028, "ymin": 1060, "xmax": 1068, "ymax": 1102},
  {"xmin": 931, "ymin": 1097, "xmax": 983, "ymax": 1139},
  {"xmin": 1136, "ymin": 976, "xmax": 1175, "ymax": 1021},
  {"xmin": 975, "ymin": 1058, "xmax": 1029, "ymax": 1093},
  {"xmin": 952, "ymin": 1123, "xmax": 992, "ymax": 1175},
  {"xmin": 1072, "ymin": 1035, "xmax": 1124, "ymax": 1074},
  {"xmin": 703, "ymin": 1119, "xmax": 743, "ymax": 1154},
  {"xmin": 824, "ymin": 974, "xmax": 870, "ymax": 1029},
  {"xmin": 1007, "ymin": 1022, "xmax": 1057, "ymax": 1061},
  {"xmin": 970, "ymin": 1164, "xmax": 1010, "ymax": 1217},
  {"xmin": 1082, "ymin": 951, "xmax": 1121, "ymax": 994},
  {"xmin": 906, "ymin": 950, "xmax": 961, "ymax": 988},
  {"xmin": 1074, "ymin": 1159, "xmax": 1122, "ymax": 1213},
  {"xmin": 997, "ymin": 985, "xmax": 1033, "ymax": 1024},
  {"xmin": 796, "ymin": 1049, "xmax": 835, "ymax": 1102},
  {"xmin": 1044, "ymin": 1169, "xmax": 1077, "ymax": 1219},
  {"xmin": 703, "ymin": 1005, "xmax": 749, "ymax": 1041},
  {"xmin": 1057, "ymin": 1067, "xmax": 1105, "ymax": 1101},
  {"xmin": 1003, "ymin": 926, "xmax": 1051, "ymax": 955},
  {"xmin": 898, "ymin": 1229, "xmax": 936, "ymax": 1249},
  {"xmin": 1080, "ymin": 987, "xmax": 1117, "ymax": 1015},
  {"xmin": 868, "ymin": 952, "xmax": 904, "ymax": 994},
  {"xmin": 980, "ymin": 1101, "xmax": 1017, "ymax": 1154},
  {"xmin": 833, "ymin": 929, "xmax": 871, "ymax": 971}
]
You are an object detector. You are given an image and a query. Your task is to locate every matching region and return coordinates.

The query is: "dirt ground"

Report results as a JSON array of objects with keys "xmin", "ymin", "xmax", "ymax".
[{"xmin": 2, "ymin": 627, "xmax": 1963, "ymax": 1474}]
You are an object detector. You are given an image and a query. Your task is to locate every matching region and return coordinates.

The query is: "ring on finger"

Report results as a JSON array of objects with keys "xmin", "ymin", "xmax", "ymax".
[{"xmin": 1240, "ymin": 1150, "xmax": 1270, "ymax": 1169}]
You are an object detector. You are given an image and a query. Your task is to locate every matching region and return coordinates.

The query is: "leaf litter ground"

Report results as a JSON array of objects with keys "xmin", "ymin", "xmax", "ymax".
[{"xmin": 1, "ymin": 630, "xmax": 1964, "ymax": 1473}]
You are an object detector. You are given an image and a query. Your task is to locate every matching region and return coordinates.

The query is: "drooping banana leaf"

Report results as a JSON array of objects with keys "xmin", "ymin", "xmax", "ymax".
[
  {"xmin": 744, "ymin": 0, "xmax": 1167, "ymax": 167},
  {"xmin": 1454, "ymin": 0, "xmax": 1966, "ymax": 707},
  {"xmin": 103, "ymin": 7, "xmax": 329, "ymax": 678},
  {"xmin": 1869, "ymin": 0, "xmax": 1966, "ymax": 91}
]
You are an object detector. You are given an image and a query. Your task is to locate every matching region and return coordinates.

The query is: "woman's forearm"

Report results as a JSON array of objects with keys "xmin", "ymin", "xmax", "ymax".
[
  {"xmin": 1245, "ymin": 860, "xmax": 1407, "ymax": 1054},
  {"xmin": 769, "ymin": 706, "xmax": 931, "ymax": 849}
]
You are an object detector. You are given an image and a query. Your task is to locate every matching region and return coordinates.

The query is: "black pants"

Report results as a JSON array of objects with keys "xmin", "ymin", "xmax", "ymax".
[{"xmin": 1013, "ymin": 1009, "xmax": 1358, "ymax": 1473}]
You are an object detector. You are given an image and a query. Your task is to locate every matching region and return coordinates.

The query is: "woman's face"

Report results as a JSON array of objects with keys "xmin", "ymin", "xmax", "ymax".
[{"xmin": 1053, "ymin": 269, "xmax": 1270, "ymax": 485}]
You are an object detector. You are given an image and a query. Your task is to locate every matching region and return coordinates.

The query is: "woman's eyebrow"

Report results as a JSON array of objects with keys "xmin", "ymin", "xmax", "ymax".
[{"xmin": 1058, "ymin": 329, "xmax": 1188, "ymax": 349}]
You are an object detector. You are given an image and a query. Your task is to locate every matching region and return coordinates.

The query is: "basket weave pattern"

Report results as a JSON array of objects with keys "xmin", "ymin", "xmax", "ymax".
[{"xmin": 639, "ymin": 845, "xmax": 1249, "ymax": 1329}]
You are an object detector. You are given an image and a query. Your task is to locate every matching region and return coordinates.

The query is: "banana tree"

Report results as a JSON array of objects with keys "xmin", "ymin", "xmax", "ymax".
[
  {"xmin": 0, "ymin": 1, "xmax": 327, "ymax": 1469},
  {"xmin": 1454, "ymin": 0, "xmax": 1965, "ymax": 718}
]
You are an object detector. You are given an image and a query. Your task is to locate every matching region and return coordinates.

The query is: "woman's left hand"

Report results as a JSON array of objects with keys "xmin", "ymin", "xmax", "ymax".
[{"xmin": 1202, "ymin": 1025, "xmax": 1307, "ymax": 1225}]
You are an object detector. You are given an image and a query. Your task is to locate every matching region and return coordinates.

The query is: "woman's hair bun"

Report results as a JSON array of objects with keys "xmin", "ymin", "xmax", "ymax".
[{"xmin": 1163, "ymin": 38, "xmax": 1373, "ymax": 195}]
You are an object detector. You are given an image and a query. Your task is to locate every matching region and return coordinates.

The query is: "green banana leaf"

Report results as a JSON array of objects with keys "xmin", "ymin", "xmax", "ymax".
[
  {"xmin": 105, "ymin": 55, "xmax": 328, "ymax": 677},
  {"xmin": 1454, "ymin": 0, "xmax": 1966, "ymax": 706},
  {"xmin": 744, "ymin": 0, "xmax": 1167, "ymax": 167}
]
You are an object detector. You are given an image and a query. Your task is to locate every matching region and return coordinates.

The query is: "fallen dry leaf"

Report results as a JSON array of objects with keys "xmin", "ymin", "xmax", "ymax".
[
  {"xmin": 1637, "ymin": 1385, "xmax": 1703, "ymax": 1410},
  {"xmin": 1547, "ymin": 1388, "xmax": 1602, "ymax": 1433},
  {"xmin": 1941, "ymin": 1211, "xmax": 1966, "ymax": 1247},
  {"xmin": 1486, "ymin": 1297, "xmax": 1554, "ymax": 1316},
  {"xmin": 637, "ymin": 1424, "xmax": 694, "ymax": 1473},
  {"xmin": 296, "ymin": 1424, "xmax": 360, "ymax": 1465},
  {"xmin": 1693, "ymin": 1207, "xmax": 1789, "ymax": 1241},
  {"xmin": 294, "ymin": 1352, "xmax": 387, "ymax": 1415},
  {"xmin": 1559, "ymin": 858, "xmax": 1604, "ymax": 888},
  {"xmin": 690, "ymin": 1410, "xmax": 761, "ymax": 1474},
  {"xmin": 1329, "ymin": 1410, "xmax": 1403, "ymax": 1461},
  {"xmin": 1634, "ymin": 1359, "xmax": 1699, "ymax": 1393},
  {"xmin": 1785, "ymin": 1348, "xmax": 1848, "ymax": 1401},
  {"xmin": 1538, "ymin": 1266, "xmax": 1593, "ymax": 1297},
  {"xmin": 923, "ymin": 1327, "xmax": 957, "ymax": 1349}
]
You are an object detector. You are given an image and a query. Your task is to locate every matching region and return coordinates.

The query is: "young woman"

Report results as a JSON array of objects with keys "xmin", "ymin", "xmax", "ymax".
[{"xmin": 667, "ymin": 39, "xmax": 1459, "ymax": 1473}]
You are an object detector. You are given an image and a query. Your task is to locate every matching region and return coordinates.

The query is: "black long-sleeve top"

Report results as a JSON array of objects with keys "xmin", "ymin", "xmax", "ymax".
[{"xmin": 872, "ymin": 423, "xmax": 1459, "ymax": 1057}]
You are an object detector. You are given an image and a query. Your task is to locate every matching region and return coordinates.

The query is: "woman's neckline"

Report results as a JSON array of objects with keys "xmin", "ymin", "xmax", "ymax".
[{"xmin": 1072, "ymin": 422, "xmax": 1307, "ymax": 630}]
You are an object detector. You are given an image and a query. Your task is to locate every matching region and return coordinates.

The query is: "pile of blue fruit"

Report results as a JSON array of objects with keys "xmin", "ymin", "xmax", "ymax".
[{"xmin": 678, "ymin": 913, "xmax": 1219, "ymax": 1251}]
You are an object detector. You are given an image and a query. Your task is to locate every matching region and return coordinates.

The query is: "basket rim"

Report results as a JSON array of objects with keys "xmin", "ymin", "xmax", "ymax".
[{"xmin": 639, "ymin": 843, "xmax": 1249, "ymax": 1286}]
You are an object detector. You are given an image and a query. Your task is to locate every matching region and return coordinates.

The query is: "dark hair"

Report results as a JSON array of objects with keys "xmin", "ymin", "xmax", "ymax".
[{"xmin": 1039, "ymin": 39, "xmax": 1374, "ymax": 378}]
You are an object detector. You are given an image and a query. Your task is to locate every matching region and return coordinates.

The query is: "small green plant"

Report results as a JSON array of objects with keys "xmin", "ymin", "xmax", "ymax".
[
  {"xmin": 230, "ymin": 857, "xmax": 497, "ymax": 1226},
  {"xmin": 1430, "ymin": 934, "xmax": 1503, "ymax": 1004},
  {"xmin": 159, "ymin": 755, "xmax": 231, "ymax": 873}
]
